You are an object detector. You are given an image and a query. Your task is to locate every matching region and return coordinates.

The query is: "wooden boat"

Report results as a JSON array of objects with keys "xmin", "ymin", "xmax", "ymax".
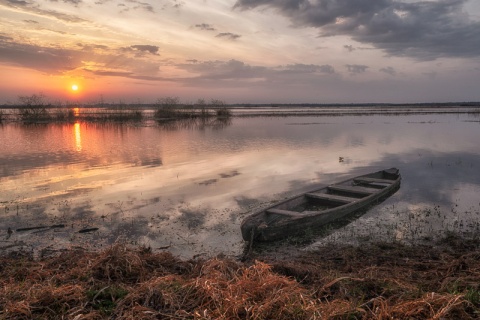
[{"xmin": 241, "ymin": 168, "xmax": 401, "ymax": 242}]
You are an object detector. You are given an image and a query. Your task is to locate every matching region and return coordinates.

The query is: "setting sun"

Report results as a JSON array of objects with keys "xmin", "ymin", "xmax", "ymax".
[{"xmin": 71, "ymin": 84, "xmax": 79, "ymax": 91}]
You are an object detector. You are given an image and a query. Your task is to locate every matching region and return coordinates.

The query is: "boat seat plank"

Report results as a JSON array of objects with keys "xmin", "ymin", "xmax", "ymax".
[
  {"xmin": 353, "ymin": 177, "xmax": 395, "ymax": 184},
  {"xmin": 328, "ymin": 185, "xmax": 376, "ymax": 195},
  {"xmin": 305, "ymin": 192, "xmax": 357, "ymax": 204},
  {"xmin": 266, "ymin": 208, "xmax": 304, "ymax": 217}
]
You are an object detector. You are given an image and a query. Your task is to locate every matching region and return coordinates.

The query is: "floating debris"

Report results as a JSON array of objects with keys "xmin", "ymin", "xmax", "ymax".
[
  {"xmin": 78, "ymin": 227, "xmax": 99, "ymax": 233},
  {"xmin": 16, "ymin": 224, "xmax": 65, "ymax": 232}
]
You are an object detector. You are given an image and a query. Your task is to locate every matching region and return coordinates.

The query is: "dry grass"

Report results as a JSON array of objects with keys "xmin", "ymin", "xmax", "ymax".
[{"xmin": 1, "ymin": 238, "xmax": 480, "ymax": 319}]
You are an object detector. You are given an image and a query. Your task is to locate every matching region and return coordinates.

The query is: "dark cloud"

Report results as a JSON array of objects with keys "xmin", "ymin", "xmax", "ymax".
[
  {"xmin": 178, "ymin": 59, "xmax": 337, "ymax": 87},
  {"xmin": 125, "ymin": 0, "xmax": 154, "ymax": 12},
  {"xmin": 182, "ymin": 59, "xmax": 265, "ymax": 80},
  {"xmin": 84, "ymin": 69, "xmax": 171, "ymax": 82},
  {"xmin": 129, "ymin": 45, "xmax": 160, "ymax": 55},
  {"xmin": 119, "ymin": 45, "xmax": 160, "ymax": 57},
  {"xmin": 85, "ymin": 70, "xmax": 133, "ymax": 77},
  {"xmin": 346, "ymin": 64, "xmax": 368, "ymax": 74},
  {"xmin": 77, "ymin": 43, "xmax": 109, "ymax": 51},
  {"xmin": 0, "ymin": 34, "xmax": 14, "ymax": 41},
  {"xmin": 0, "ymin": 37, "xmax": 80, "ymax": 73},
  {"xmin": 4, "ymin": 0, "xmax": 29, "ymax": 5},
  {"xmin": 234, "ymin": 0, "xmax": 480, "ymax": 60},
  {"xmin": 116, "ymin": 0, "xmax": 154, "ymax": 13},
  {"xmin": 344, "ymin": 45, "xmax": 355, "ymax": 52},
  {"xmin": 46, "ymin": 0, "xmax": 82, "ymax": 5},
  {"xmin": 281, "ymin": 63, "xmax": 335, "ymax": 74},
  {"xmin": 172, "ymin": 0, "xmax": 184, "ymax": 9},
  {"xmin": 380, "ymin": 66, "xmax": 396, "ymax": 76},
  {"xmin": 0, "ymin": 37, "xmax": 162, "ymax": 80},
  {"xmin": 216, "ymin": 32, "xmax": 241, "ymax": 40},
  {"xmin": 0, "ymin": 0, "xmax": 88, "ymax": 23},
  {"xmin": 22, "ymin": 18, "xmax": 72, "ymax": 35},
  {"xmin": 195, "ymin": 23, "xmax": 216, "ymax": 31}
]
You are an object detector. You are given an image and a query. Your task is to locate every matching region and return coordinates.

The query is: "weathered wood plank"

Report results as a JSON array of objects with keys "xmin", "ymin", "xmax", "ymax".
[
  {"xmin": 353, "ymin": 177, "xmax": 395, "ymax": 184},
  {"xmin": 266, "ymin": 208, "xmax": 304, "ymax": 217},
  {"xmin": 328, "ymin": 185, "xmax": 376, "ymax": 196},
  {"xmin": 305, "ymin": 192, "xmax": 357, "ymax": 204}
]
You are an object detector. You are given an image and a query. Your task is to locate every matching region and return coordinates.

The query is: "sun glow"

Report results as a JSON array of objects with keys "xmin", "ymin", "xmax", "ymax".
[{"xmin": 71, "ymin": 84, "xmax": 79, "ymax": 91}]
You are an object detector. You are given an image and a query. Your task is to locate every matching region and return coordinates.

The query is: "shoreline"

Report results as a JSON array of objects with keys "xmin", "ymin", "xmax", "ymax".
[{"xmin": 2, "ymin": 234, "xmax": 479, "ymax": 319}]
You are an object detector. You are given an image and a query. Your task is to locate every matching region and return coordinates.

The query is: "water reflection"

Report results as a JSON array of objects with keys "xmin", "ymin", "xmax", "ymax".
[
  {"xmin": 1, "ymin": 112, "xmax": 479, "ymax": 258},
  {"xmin": 74, "ymin": 122, "xmax": 82, "ymax": 152},
  {"xmin": 156, "ymin": 117, "xmax": 232, "ymax": 131},
  {"xmin": 309, "ymin": 150, "xmax": 480, "ymax": 249}
]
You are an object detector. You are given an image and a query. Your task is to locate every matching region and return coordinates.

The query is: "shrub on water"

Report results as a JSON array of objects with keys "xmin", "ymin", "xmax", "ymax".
[
  {"xmin": 17, "ymin": 93, "xmax": 51, "ymax": 122},
  {"xmin": 51, "ymin": 108, "xmax": 76, "ymax": 122},
  {"xmin": 216, "ymin": 107, "xmax": 232, "ymax": 118},
  {"xmin": 194, "ymin": 98, "xmax": 210, "ymax": 117},
  {"xmin": 154, "ymin": 97, "xmax": 232, "ymax": 120},
  {"xmin": 154, "ymin": 96, "xmax": 181, "ymax": 119},
  {"xmin": 210, "ymin": 99, "xmax": 232, "ymax": 118}
]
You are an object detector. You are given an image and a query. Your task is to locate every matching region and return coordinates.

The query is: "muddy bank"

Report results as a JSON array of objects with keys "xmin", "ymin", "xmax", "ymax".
[{"xmin": 1, "ymin": 234, "xmax": 479, "ymax": 319}]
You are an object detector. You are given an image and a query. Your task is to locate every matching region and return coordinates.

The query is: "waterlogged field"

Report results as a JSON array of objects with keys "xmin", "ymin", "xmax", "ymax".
[{"xmin": 1, "ymin": 107, "xmax": 480, "ymax": 258}]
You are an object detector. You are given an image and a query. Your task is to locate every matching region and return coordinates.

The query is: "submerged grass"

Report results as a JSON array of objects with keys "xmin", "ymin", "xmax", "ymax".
[{"xmin": 1, "ymin": 236, "xmax": 480, "ymax": 319}]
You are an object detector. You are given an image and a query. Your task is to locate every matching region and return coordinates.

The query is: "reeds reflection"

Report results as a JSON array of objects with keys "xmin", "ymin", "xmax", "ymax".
[{"xmin": 156, "ymin": 117, "xmax": 232, "ymax": 131}]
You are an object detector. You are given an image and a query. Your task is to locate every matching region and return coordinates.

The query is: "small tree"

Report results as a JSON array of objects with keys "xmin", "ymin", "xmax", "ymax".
[
  {"xmin": 210, "ymin": 99, "xmax": 231, "ymax": 118},
  {"xmin": 154, "ymin": 96, "xmax": 181, "ymax": 119},
  {"xmin": 18, "ymin": 93, "xmax": 51, "ymax": 122},
  {"xmin": 194, "ymin": 98, "xmax": 210, "ymax": 118}
]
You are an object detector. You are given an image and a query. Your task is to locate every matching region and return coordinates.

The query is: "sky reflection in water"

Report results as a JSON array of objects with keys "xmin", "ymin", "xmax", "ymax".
[{"xmin": 1, "ymin": 112, "xmax": 480, "ymax": 258}]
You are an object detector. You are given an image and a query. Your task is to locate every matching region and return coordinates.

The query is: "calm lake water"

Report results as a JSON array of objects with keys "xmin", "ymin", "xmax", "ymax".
[{"xmin": 1, "ymin": 108, "xmax": 480, "ymax": 258}]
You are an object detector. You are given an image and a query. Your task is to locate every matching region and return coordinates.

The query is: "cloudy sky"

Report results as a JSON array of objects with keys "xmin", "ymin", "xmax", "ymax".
[{"xmin": 1, "ymin": 0, "xmax": 480, "ymax": 104}]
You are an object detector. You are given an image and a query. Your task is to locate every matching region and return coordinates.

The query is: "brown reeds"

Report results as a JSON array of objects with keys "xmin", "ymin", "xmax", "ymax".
[
  {"xmin": 191, "ymin": 259, "xmax": 320, "ymax": 319},
  {"xmin": 1, "ymin": 238, "xmax": 480, "ymax": 319}
]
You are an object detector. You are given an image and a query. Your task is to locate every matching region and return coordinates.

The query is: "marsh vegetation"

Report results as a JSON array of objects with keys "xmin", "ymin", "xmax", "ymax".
[
  {"xmin": 1, "ymin": 238, "xmax": 480, "ymax": 319},
  {"xmin": 1, "ymin": 94, "xmax": 231, "ymax": 124},
  {"xmin": 153, "ymin": 97, "xmax": 232, "ymax": 120},
  {"xmin": 2, "ymin": 94, "xmax": 479, "ymax": 124}
]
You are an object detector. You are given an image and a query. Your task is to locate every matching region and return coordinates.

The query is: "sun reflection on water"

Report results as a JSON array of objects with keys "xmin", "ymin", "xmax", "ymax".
[{"xmin": 74, "ymin": 122, "xmax": 82, "ymax": 152}]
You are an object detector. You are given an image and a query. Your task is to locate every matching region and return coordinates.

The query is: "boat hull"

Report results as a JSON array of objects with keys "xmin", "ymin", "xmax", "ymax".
[{"xmin": 241, "ymin": 168, "xmax": 401, "ymax": 242}]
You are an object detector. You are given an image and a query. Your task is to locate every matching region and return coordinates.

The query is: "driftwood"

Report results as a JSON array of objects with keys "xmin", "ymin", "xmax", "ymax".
[{"xmin": 16, "ymin": 224, "xmax": 66, "ymax": 232}]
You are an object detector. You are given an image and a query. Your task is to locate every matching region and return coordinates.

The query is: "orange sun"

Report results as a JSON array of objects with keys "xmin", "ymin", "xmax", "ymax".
[{"xmin": 71, "ymin": 84, "xmax": 79, "ymax": 91}]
